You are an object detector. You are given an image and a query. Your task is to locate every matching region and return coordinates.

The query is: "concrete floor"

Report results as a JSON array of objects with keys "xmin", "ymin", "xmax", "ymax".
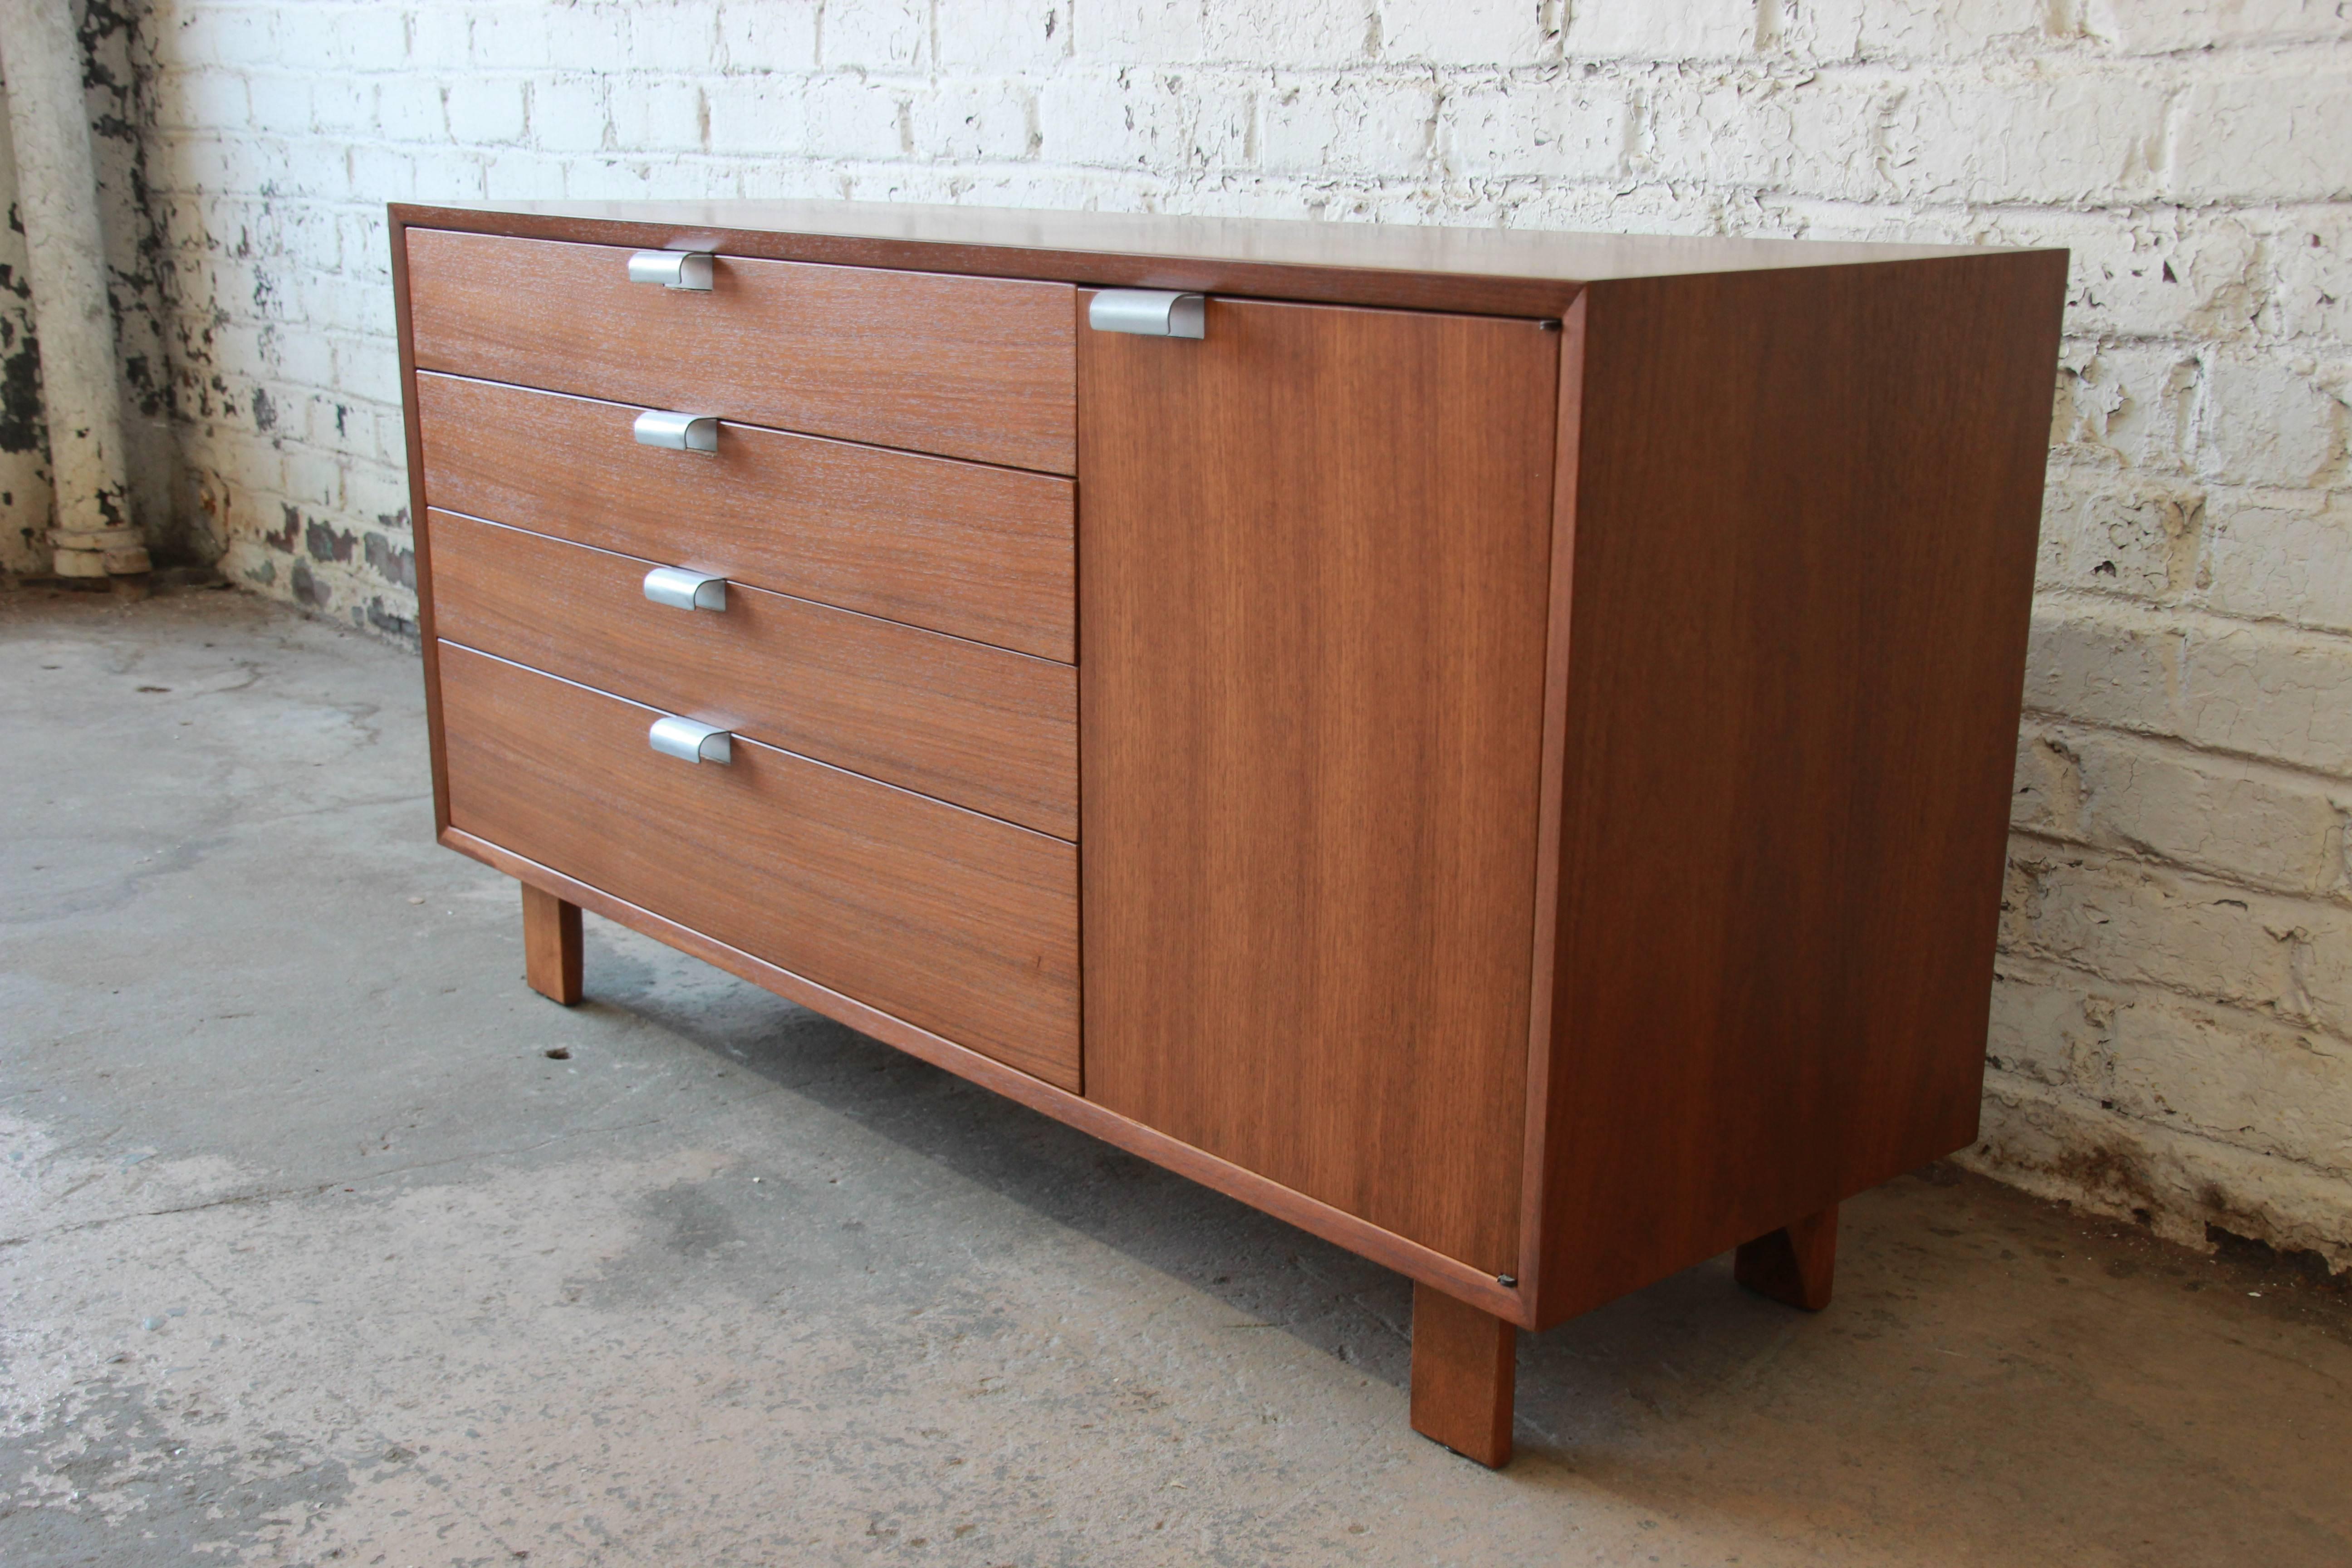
[{"xmin": 2, "ymin": 582, "xmax": 2347, "ymax": 1568}]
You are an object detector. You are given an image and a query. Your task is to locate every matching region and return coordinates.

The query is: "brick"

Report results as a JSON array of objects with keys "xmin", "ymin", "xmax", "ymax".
[
  {"xmin": 1378, "ymin": 0, "xmax": 1556, "ymax": 65},
  {"xmin": 1991, "ymin": 962, "xmax": 2352, "ymax": 1174},
  {"xmin": 2263, "ymin": 210, "xmax": 2352, "ymax": 344},
  {"xmin": 1260, "ymin": 75, "xmax": 1437, "ymax": 176},
  {"xmin": 2179, "ymin": 620, "xmax": 2352, "ymax": 775},
  {"xmin": 1440, "ymin": 74, "xmax": 1629, "ymax": 181},
  {"xmin": 718, "ymin": 0, "xmax": 820, "ymax": 70},
  {"xmin": 2022, "ymin": 598, "xmax": 2182, "ymax": 732},
  {"xmin": 1077, "ymin": 0, "xmax": 1204, "ymax": 63},
  {"xmin": 282, "ymin": 446, "xmax": 346, "ymax": 509},
  {"xmin": 798, "ymin": 74, "xmax": 910, "ymax": 161},
  {"xmin": 704, "ymin": 73, "xmax": 799, "ymax": 157},
  {"xmin": 2017, "ymin": 722, "xmax": 2352, "ymax": 896},
  {"xmin": 1885, "ymin": 71, "xmax": 2171, "ymax": 205},
  {"xmin": 2169, "ymin": 71, "xmax": 2352, "ymax": 204},
  {"xmin": 1037, "ymin": 69, "xmax": 1254, "ymax": 172},
  {"xmin": 2190, "ymin": 353, "xmax": 2346, "ymax": 488},
  {"xmin": 308, "ymin": 75, "xmax": 374, "ymax": 136},
  {"xmin": 2004, "ymin": 847, "xmax": 2352, "ymax": 1032},
  {"xmin": 1205, "ymin": 1, "xmax": 1377, "ymax": 67},
  {"xmin": 405, "ymin": 7, "xmax": 474, "ymax": 70},
  {"xmin": 465, "ymin": 5, "xmax": 555, "ymax": 71},
  {"xmin": 1566, "ymin": 0, "xmax": 1763, "ymax": 60},
  {"xmin": 935, "ymin": 0, "xmax": 1072, "ymax": 70},
  {"xmin": 333, "ymin": 338, "xmax": 401, "ymax": 405},
  {"xmin": 539, "ymin": 4, "xmax": 637, "ymax": 72},
  {"xmin": 2086, "ymin": 0, "xmax": 2352, "ymax": 55},
  {"xmin": 272, "ymin": 328, "xmax": 337, "ymax": 392},
  {"xmin": 445, "ymin": 77, "xmax": 529, "ymax": 145},
  {"xmin": 1801, "ymin": 0, "xmax": 2057, "ymax": 62},
  {"xmin": 1986, "ymin": 956, "xmax": 2094, "ymax": 1087},
  {"xmin": 152, "ymin": 68, "xmax": 253, "ymax": 132},
  {"xmin": 376, "ymin": 76, "xmax": 449, "ymax": 142},
  {"xmin": 2105, "ymin": 995, "xmax": 2352, "ymax": 1170},
  {"xmin": 625, "ymin": 3, "xmax": 725, "ymax": 74},
  {"xmin": 1975, "ymin": 207, "xmax": 2265, "ymax": 346},
  {"xmin": 480, "ymin": 149, "xmax": 574, "ymax": 202},
  {"xmin": 2052, "ymin": 341, "xmax": 2198, "ymax": 475},
  {"xmin": 529, "ymin": 77, "xmax": 615, "ymax": 155},
  {"xmin": 1641, "ymin": 70, "xmax": 1891, "ymax": 201},
  {"xmin": 162, "ymin": 6, "xmax": 281, "ymax": 69},
  {"xmin": 610, "ymin": 79, "xmax": 711, "ymax": 154},
  {"xmin": 316, "ymin": 5, "xmax": 413, "ymax": 72},
  {"xmin": 2034, "ymin": 473, "xmax": 2204, "ymax": 602},
  {"xmin": 2195, "ymin": 494, "xmax": 2352, "ymax": 633},
  {"xmin": 909, "ymin": 81, "xmax": 1039, "ymax": 162},
  {"xmin": 821, "ymin": 0, "xmax": 931, "ymax": 69}
]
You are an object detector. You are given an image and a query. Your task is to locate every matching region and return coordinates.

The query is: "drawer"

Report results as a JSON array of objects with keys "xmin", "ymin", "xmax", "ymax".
[
  {"xmin": 405, "ymin": 228, "xmax": 1076, "ymax": 474},
  {"xmin": 428, "ymin": 510, "xmax": 1076, "ymax": 840},
  {"xmin": 416, "ymin": 372, "xmax": 1073, "ymax": 663},
  {"xmin": 438, "ymin": 642, "xmax": 1079, "ymax": 1089}
]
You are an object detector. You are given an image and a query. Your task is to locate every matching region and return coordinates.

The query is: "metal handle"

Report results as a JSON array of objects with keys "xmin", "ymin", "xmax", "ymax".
[
  {"xmin": 627, "ymin": 250, "xmax": 714, "ymax": 290},
  {"xmin": 648, "ymin": 715, "xmax": 732, "ymax": 765},
  {"xmin": 633, "ymin": 409, "xmax": 719, "ymax": 453},
  {"xmin": 642, "ymin": 566, "xmax": 728, "ymax": 611},
  {"xmin": 1089, "ymin": 289, "xmax": 1206, "ymax": 339}
]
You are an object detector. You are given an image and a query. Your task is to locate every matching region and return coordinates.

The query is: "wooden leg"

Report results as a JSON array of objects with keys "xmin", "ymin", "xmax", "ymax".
[
  {"xmin": 1408, "ymin": 1280, "xmax": 1515, "ymax": 1467},
  {"xmin": 1734, "ymin": 1202, "xmax": 1839, "ymax": 1310},
  {"xmin": 521, "ymin": 882, "xmax": 583, "ymax": 1005}
]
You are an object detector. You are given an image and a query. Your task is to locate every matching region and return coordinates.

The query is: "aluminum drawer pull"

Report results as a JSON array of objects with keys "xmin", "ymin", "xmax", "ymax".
[
  {"xmin": 633, "ymin": 409, "xmax": 719, "ymax": 453},
  {"xmin": 1089, "ymin": 289, "xmax": 1206, "ymax": 339},
  {"xmin": 648, "ymin": 715, "xmax": 732, "ymax": 765},
  {"xmin": 627, "ymin": 250, "xmax": 714, "ymax": 290},
  {"xmin": 642, "ymin": 566, "xmax": 728, "ymax": 612}
]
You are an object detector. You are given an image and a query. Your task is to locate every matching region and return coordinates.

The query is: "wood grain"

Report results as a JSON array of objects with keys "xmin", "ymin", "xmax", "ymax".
[
  {"xmin": 438, "ymin": 642, "xmax": 1079, "ymax": 1089},
  {"xmin": 391, "ymin": 199, "xmax": 2007, "ymax": 321},
  {"xmin": 428, "ymin": 509, "xmax": 1077, "ymax": 838},
  {"xmin": 520, "ymin": 882, "xmax": 583, "ymax": 1004},
  {"xmin": 391, "ymin": 220, "xmax": 453, "ymax": 835},
  {"xmin": 406, "ymin": 228, "xmax": 1076, "ymax": 473},
  {"xmin": 1079, "ymin": 295, "xmax": 1558, "ymax": 1276},
  {"xmin": 1409, "ymin": 1281, "xmax": 1516, "ymax": 1468},
  {"xmin": 1532, "ymin": 253, "xmax": 2068, "ymax": 1328},
  {"xmin": 1734, "ymin": 1205, "xmax": 1839, "ymax": 1311},
  {"xmin": 415, "ymin": 371, "xmax": 1073, "ymax": 662},
  {"xmin": 1514, "ymin": 294, "xmax": 1588, "ymax": 1310},
  {"xmin": 445, "ymin": 823, "xmax": 1533, "ymax": 1323}
]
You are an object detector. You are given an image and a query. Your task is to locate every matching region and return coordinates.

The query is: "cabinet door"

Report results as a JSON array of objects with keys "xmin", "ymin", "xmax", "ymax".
[{"xmin": 1079, "ymin": 296, "xmax": 1559, "ymax": 1274}]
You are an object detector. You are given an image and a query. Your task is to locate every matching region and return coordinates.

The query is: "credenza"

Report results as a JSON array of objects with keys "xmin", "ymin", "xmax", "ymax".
[{"xmin": 391, "ymin": 199, "xmax": 2065, "ymax": 1466}]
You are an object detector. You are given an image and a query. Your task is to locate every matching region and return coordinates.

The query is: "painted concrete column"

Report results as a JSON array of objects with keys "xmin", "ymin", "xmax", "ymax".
[{"xmin": 0, "ymin": 0, "xmax": 144, "ymax": 578}]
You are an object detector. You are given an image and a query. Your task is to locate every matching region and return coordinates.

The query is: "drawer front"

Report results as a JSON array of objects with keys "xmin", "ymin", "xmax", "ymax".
[
  {"xmin": 417, "ymin": 372, "xmax": 1073, "ymax": 663},
  {"xmin": 429, "ymin": 510, "xmax": 1077, "ymax": 840},
  {"xmin": 438, "ymin": 643, "xmax": 1079, "ymax": 1089},
  {"xmin": 406, "ymin": 228, "xmax": 1076, "ymax": 474}
]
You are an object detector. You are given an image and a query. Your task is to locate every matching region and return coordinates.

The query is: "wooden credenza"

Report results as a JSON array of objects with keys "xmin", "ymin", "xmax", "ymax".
[{"xmin": 392, "ymin": 201, "xmax": 2065, "ymax": 1467}]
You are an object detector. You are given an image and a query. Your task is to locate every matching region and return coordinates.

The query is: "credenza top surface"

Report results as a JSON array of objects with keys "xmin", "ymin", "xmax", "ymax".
[{"xmin": 392, "ymin": 198, "xmax": 2055, "ymax": 316}]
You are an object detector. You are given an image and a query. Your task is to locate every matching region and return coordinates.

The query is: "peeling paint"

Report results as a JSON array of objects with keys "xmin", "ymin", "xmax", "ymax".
[{"xmin": 302, "ymin": 515, "xmax": 353, "ymax": 564}]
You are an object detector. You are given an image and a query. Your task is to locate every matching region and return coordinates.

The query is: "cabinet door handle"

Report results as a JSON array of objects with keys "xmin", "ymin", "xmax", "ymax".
[
  {"xmin": 1089, "ymin": 289, "xmax": 1206, "ymax": 339},
  {"xmin": 633, "ymin": 409, "xmax": 719, "ymax": 453},
  {"xmin": 627, "ymin": 250, "xmax": 714, "ymax": 290},
  {"xmin": 648, "ymin": 715, "xmax": 732, "ymax": 765},
  {"xmin": 642, "ymin": 566, "xmax": 728, "ymax": 611}
]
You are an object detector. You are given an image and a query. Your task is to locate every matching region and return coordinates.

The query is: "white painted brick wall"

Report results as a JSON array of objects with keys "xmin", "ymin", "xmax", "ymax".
[
  {"xmin": 93, "ymin": 0, "xmax": 2352, "ymax": 1269},
  {"xmin": 0, "ymin": 74, "xmax": 55, "ymax": 573}
]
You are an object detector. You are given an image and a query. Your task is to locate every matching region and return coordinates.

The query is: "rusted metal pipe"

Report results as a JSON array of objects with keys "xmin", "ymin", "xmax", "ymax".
[{"xmin": 0, "ymin": 0, "xmax": 144, "ymax": 579}]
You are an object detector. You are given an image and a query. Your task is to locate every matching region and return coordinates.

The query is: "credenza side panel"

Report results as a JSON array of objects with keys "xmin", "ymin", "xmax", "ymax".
[
  {"xmin": 1079, "ymin": 295, "xmax": 1559, "ymax": 1276},
  {"xmin": 1533, "ymin": 253, "xmax": 2069, "ymax": 1327}
]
